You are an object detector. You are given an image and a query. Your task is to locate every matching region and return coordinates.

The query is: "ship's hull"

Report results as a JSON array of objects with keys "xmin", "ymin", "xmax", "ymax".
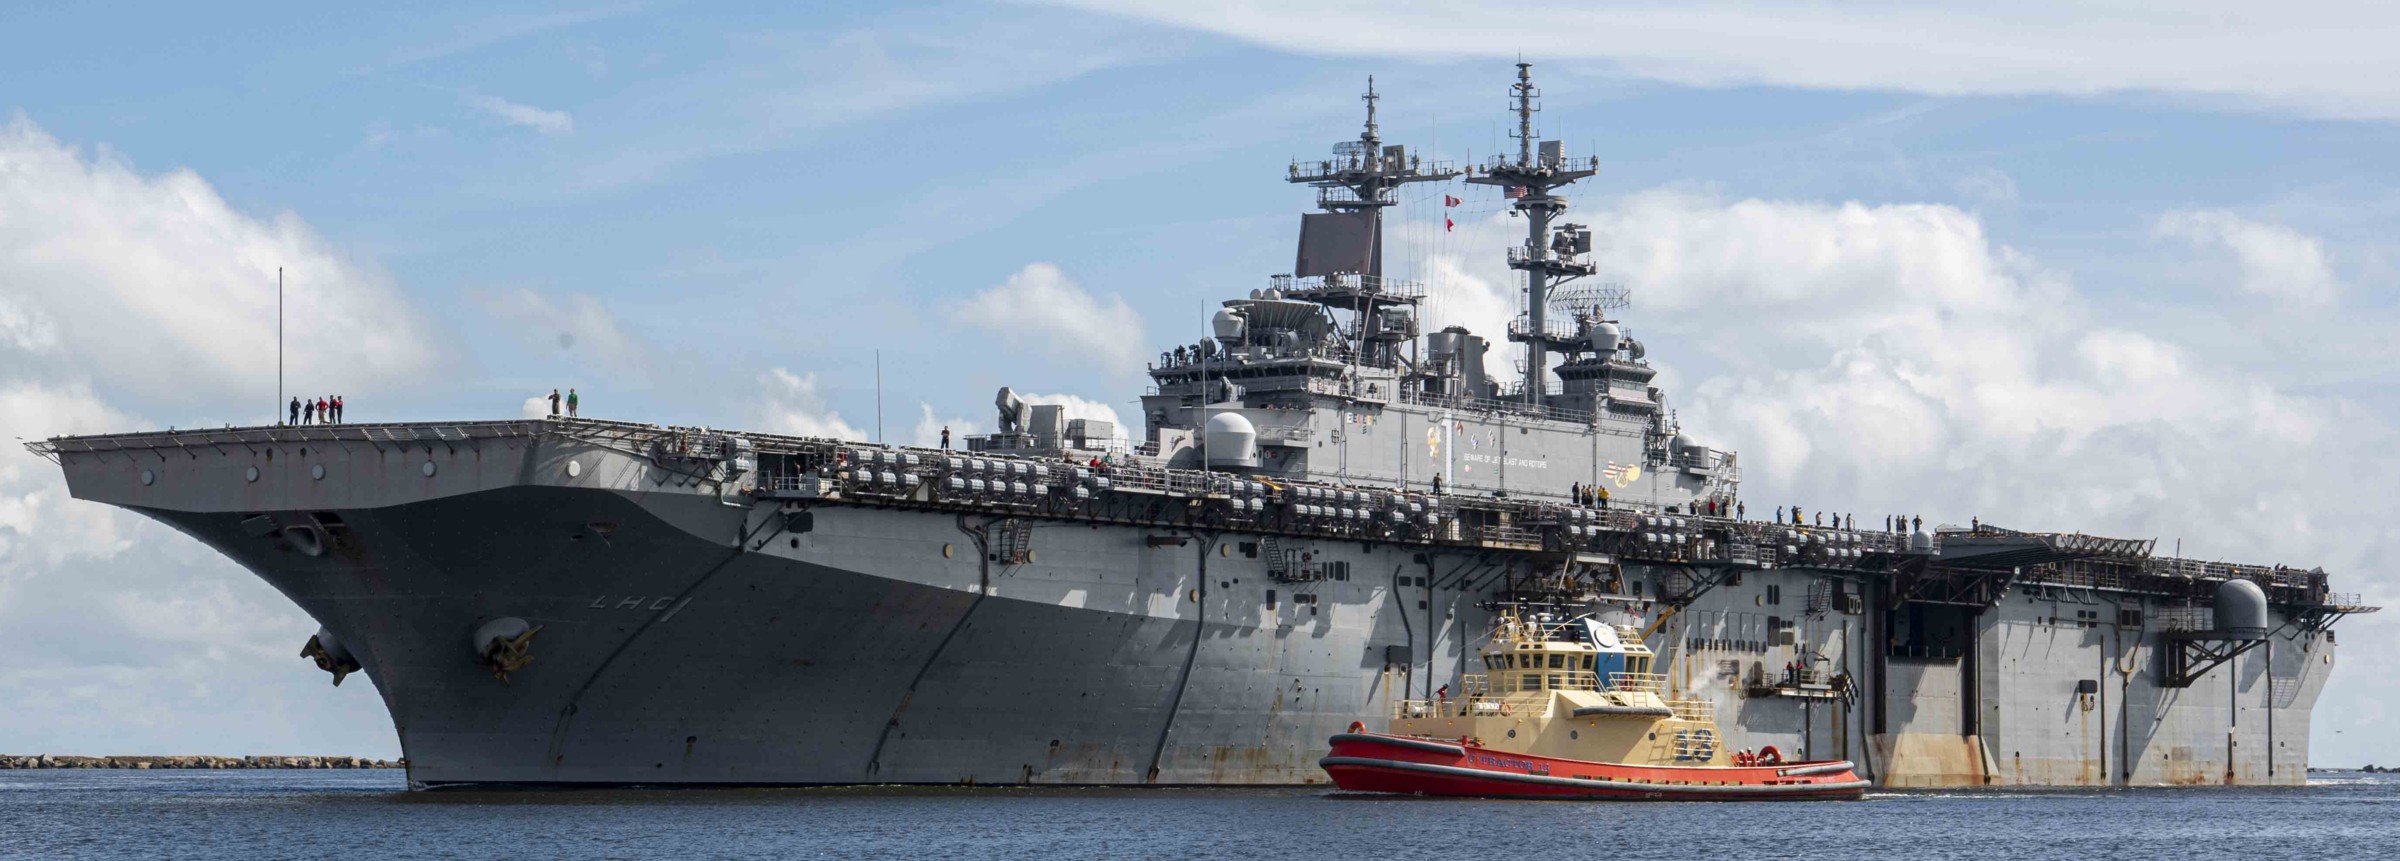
[
  {"xmin": 41, "ymin": 420, "xmax": 2342, "ymax": 788},
  {"xmin": 1320, "ymin": 733, "xmax": 1867, "ymax": 800}
]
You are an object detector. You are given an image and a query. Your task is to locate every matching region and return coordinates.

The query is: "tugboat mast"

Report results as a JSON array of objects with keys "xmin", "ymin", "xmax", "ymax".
[{"xmin": 1467, "ymin": 62, "xmax": 1598, "ymax": 406}]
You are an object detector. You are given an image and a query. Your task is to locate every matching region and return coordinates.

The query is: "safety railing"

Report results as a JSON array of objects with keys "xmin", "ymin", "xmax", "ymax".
[
  {"xmin": 1666, "ymin": 699, "xmax": 1715, "ymax": 723},
  {"xmin": 1267, "ymin": 272, "xmax": 1425, "ymax": 301},
  {"xmin": 24, "ymin": 419, "xmax": 549, "ymax": 459},
  {"xmin": 1393, "ymin": 388, "xmax": 1594, "ymax": 425},
  {"xmin": 1481, "ymin": 153, "xmax": 1600, "ymax": 174},
  {"xmin": 2154, "ymin": 606, "xmax": 2213, "ymax": 632},
  {"xmin": 1607, "ymin": 672, "xmax": 1667, "ymax": 695},
  {"xmin": 1505, "ymin": 315, "xmax": 1581, "ymax": 343}
]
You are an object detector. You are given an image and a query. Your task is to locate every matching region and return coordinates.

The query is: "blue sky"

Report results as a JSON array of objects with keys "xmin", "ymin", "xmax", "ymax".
[{"xmin": 2, "ymin": 2, "xmax": 2394, "ymax": 765}]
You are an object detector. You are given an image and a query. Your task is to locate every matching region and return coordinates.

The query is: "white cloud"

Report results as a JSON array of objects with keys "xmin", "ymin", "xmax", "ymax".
[
  {"xmin": 949, "ymin": 263, "xmax": 1145, "ymax": 370},
  {"xmin": 1405, "ymin": 187, "xmax": 2394, "ymax": 602},
  {"xmin": 0, "ymin": 118, "xmax": 428, "ymax": 757},
  {"xmin": 2154, "ymin": 209, "xmax": 2346, "ymax": 307},
  {"xmin": 1052, "ymin": 0, "xmax": 2400, "ymax": 120},
  {"xmin": 1954, "ymin": 168, "xmax": 2019, "ymax": 207},
  {"xmin": 462, "ymin": 92, "xmax": 575, "ymax": 134},
  {"xmin": 0, "ymin": 293, "xmax": 59, "ymax": 353},
  {"xmin": 1488, "ymin": 189, "xmax": 2398, "ymax": 609},
  {"xmin": 475, "ymin": 287, "xmax": 649, "ymax": 370},
  {"xmin": 0, "ymin": 115, "xmax": 437, "ymax": 418},
  {"xmin": 755, "ymin": 368, "xmax": 869, "ymax": 441},
  {"xmin": 1018, "ymin": 391, "xmax": 1127, "ymax": 442},
  {"xmin": 910, "ymin": 403, "xmax": 979, "ymax": 449},
  {"xmin": 0, "ymin": 383, "xmax": 135, "ymax": 585}
]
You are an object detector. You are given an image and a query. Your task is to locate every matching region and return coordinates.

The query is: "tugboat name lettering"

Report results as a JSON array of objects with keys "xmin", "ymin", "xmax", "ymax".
[{"xmin": 1465, "ymin": 751, "xmax": 1550, "ymax": 775}]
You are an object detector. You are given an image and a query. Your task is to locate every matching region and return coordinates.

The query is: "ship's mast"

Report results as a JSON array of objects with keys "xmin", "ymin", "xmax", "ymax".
[
  {"xmin": 1288, "ymin": 77, "xmax": 1458, "ymax": 255},
  {"xmin": 1286, "ymin": 78, "xmax": 1461, "ymax": 368},
  {"xmin": 1467, "ymin": 63, "xmax": 1598, "ymax": 406}
]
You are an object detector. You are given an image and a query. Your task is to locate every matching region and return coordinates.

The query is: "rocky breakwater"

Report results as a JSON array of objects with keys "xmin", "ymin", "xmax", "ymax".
[{"xmin": 1, "ymin": 755, "xmax": 402, "ymax": 769}]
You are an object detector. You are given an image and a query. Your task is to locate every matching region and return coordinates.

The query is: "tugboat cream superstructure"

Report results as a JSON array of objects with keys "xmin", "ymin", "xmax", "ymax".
[
  {"xmin": 1322, "ymin": 610, "xmax": 1867, "ymax": 800},
  {"xmin": 26, "ymin": 66, "xmax": 2371, "ymax": 789}
]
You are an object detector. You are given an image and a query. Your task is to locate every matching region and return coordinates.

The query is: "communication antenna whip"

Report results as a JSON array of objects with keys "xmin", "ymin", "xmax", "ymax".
[{"xmin": 277, "ymin": 267, "xmax": 283, "ymax": 425}]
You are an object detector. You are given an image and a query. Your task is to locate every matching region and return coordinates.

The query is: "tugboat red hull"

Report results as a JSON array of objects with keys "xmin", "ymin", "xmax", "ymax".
[{"xmin": 1321, "ymin": 733, "xmax": 1868, "ymax": 801}]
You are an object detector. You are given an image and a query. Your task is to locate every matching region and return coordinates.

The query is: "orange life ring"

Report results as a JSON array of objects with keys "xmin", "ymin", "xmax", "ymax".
[
  {"xmin": 1757, "ymin": 745, "xmax": 1783, "ymax": 766},
  {"xmin": 1348, "ymin": 721, "xmax": 1365, "ymax": 734},
  {"xmin": 1499, "ymin": 701, "xmax": 1515, "ymax": 716}
]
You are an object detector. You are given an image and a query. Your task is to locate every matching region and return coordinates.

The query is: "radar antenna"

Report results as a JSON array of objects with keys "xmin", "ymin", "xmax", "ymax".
[
  {"xmin": 1284, "ymin": 77, "xmax": 1462, "ymax": 368},
  {"xmin": 1466, "ymin": 62, "xmax": 1600, "ymax": 405},
  {"xmin": 1548, "ymin": 282, "xmax": 1631, "ymax": 321},
  {"xmin": 1288, "ymin": 77, "xmax": 1461, "ymax": 275}
]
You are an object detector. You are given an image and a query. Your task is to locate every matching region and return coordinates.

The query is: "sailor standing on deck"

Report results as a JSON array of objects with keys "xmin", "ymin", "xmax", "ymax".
[
  {"xmin": 567, "ymin": 388, "xmax": 579, "ymax": 418},
  {"xmin": 288, "ymin": 397, "xmax": 300, "ymax": 426},
  {"xmin": 302, "ymin": 398, "xmax": 314, "ymax": 424},
  {"xmin": 548, "ymin": 389, "xmax": 561, "ymax": 416}
]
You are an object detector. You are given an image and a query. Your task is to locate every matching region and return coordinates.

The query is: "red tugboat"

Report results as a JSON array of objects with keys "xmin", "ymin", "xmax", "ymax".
[{"xmin": 1322, "ymin": 611, "xmax": 1867, "ymax": 800}]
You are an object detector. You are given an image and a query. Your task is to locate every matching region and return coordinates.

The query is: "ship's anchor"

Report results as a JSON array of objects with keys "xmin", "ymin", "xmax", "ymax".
[
  {"xmin": 299, "ymin": 626, "xmax": 362, "ymax": 686},
  {"xmin": 472, "ymin": 617, "xmax": 544, "ymax": 683}
]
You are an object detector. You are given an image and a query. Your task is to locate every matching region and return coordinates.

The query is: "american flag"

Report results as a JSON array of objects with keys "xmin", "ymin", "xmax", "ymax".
[
  {"xmin": 1602, "ymin": 461, "xmax": 1628, "ymax": 479},
  {"xmin": 1505, "ymin": 186, "xmax": 1529, "ymax": 199}
]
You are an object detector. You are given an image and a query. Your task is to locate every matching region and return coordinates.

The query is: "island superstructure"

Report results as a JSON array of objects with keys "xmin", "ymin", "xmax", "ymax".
[{"xmin": 28, "ymin": 66, "xmax": 2371, "ymax": 789}]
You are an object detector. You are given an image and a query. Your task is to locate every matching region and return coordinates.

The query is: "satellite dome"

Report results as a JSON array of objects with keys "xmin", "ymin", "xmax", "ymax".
[
  {"xmin": 2214, "ymin": 578, "xmax": 2268, "ymax": 640},
  {"xmin": 1589, "ymin": 321, "xmax": 1623, "ymax": 354},
  {"xmin": 1212, "ymin": 308, "xmax": 1247, "ymax": 342},
  {"xmin": 1203, "ymin": 412, "xmax": 1259, "ymax": 469}
]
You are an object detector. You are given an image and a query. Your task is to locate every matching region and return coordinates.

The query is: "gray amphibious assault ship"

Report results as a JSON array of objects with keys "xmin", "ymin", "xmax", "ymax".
[{"xmin": 31, "ymin": 66, "xmax": 2374, "ymax": 789}]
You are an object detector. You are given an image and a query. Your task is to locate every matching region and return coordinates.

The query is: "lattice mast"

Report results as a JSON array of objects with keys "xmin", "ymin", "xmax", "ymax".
[
  {"xmin": 1466, "ymin": 63, "xmax": 1598, "ymax": 405},
  {"xmin": 1285, "ymin": 78, "xmax": 1462, "ymax": 367},
  {"xmin": 1287, "ymin": 77, "xmax": 1461, "ymax": 262}
]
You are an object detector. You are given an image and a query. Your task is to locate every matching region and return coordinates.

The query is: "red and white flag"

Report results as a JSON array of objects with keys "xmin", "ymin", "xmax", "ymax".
[
  {"xmin": 1444, "ymin": 217, "xmax": 1454, "ymax": 232},
  {"xmin": 1443, "ymin": 194, "xmax": 1461, "ymax": 207}
]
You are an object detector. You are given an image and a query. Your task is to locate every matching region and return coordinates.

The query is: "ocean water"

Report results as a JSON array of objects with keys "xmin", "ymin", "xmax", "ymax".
[{"xmin": 1, "ymin": 770, "xmax": 2393, "ymax": 860}]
